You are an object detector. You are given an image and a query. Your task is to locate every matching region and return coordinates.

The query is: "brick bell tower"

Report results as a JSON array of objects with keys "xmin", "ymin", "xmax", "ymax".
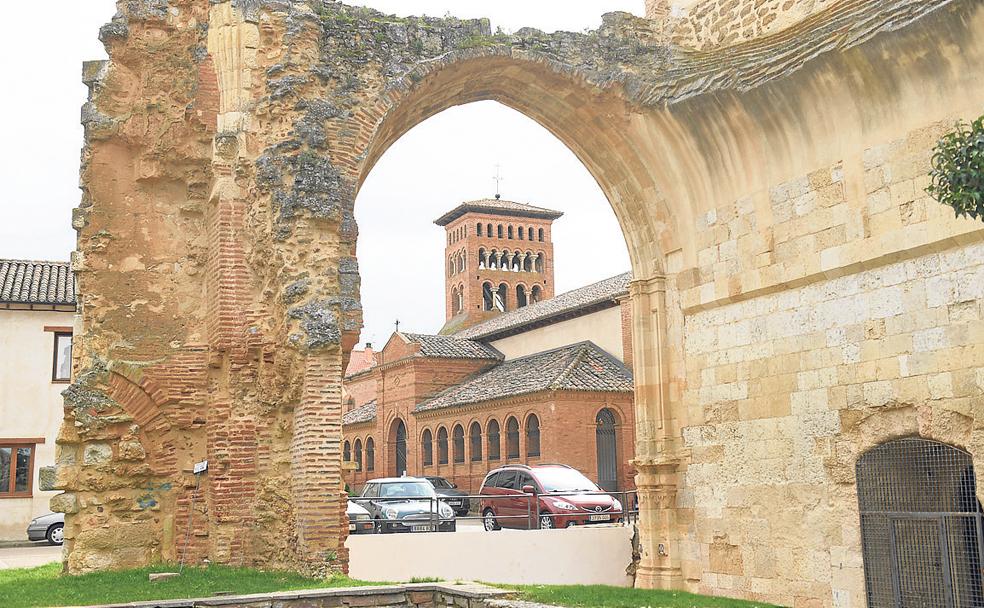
[{"xmin": 435, "ymin": 196, "xmax": 563, "ymax": 334}]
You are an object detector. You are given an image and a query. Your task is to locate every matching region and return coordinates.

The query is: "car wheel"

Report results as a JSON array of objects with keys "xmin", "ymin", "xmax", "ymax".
[
  {"xmin": 46, "ymin": 523, "xmax": 64, "ymax": 546},
  {"xmin": 483, "ymin": 509, "xmax": 500, "ymax": 531},
  {"xmin": 539, "ymin": 514, "xmax": 554, "ymax": 530}
]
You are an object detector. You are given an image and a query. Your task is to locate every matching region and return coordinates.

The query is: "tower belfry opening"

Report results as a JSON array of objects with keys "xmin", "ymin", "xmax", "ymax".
[{"xmin": 434, "ymin": 197, "xmax": 563, "ymax": 334}]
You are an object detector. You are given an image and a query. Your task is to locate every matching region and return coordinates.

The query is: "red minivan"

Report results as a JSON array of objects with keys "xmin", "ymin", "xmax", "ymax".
[{"xmin": 479, "ymin": 464, "xmax": 623, "ymax": 530}]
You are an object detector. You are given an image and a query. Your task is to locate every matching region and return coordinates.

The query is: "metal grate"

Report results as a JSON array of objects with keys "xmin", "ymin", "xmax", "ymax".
[{"xmin": 857, "ymin": 437, "xmax": 984, "ymax": 608}]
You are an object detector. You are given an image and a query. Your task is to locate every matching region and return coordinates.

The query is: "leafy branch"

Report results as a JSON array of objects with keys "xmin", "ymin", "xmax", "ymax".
[{"xmin": 927, "ymin": 115, "xmax": 984, "ymax": 222}]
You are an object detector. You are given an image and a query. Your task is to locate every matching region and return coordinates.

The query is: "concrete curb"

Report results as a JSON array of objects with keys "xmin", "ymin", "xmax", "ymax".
[{"xmin": 0, "ymin": 540, "xmax": 49, "ymax": 549}]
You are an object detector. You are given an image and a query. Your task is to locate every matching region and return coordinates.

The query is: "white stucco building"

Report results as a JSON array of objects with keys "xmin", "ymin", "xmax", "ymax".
[{"xmin": 0, "ymin": 259, "xmax": 75, "ymax": 540}]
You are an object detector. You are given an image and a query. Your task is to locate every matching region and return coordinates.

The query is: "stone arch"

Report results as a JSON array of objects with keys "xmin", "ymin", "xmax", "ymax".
[{"xmin": 355, "ymin": 52, "xmax": 678, "ymax": 280}]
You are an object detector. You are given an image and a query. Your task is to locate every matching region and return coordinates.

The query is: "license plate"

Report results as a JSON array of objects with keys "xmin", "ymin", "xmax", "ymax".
[
  {"xmin": 589, "ymin": 514, "xmax": 610, "ymax": 522},
  {"xmin": 411, "ymin": 525, "xmax": 432, "ymax": 532},
  {"xmin": 348, "ymin": 523, "xmax": 356, "ymax": 531}
]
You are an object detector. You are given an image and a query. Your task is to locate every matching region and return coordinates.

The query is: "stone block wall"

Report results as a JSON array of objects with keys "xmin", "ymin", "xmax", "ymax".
[{"xmin": 673, "ymin": 114, "xmax": 984, "ymax": 606}]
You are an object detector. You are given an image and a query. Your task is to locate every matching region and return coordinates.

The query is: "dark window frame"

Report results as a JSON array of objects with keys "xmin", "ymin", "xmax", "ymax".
[
  {"xmin": 366, "ymin": 437, "xmax": 375, "ymax": 472},
  {"xmin": 437, "ymin": 427, "xmax": 449, "ymax": 465},
  {"xmin": 506, "ymin": 417, "xmax": 520, "ymax": 459},
  {"xmin": 422, "ymin": 429, "xmax": 434, "ymax": 467},
  {"xmin": 469, "ymin": 422, "xmax": 482, "ymax": 462},
  {"xmin": 526, "ymin": 414, "xmax": 541, "ymax": 457},
  {"xmin": 487, "ymin": 420, "xmax": 501, "ymax": 461},
  {"xmin": 52, "ymin": 332, "xmax": 73, "ymax": 383},
  {"xmin": 452, "ymin": 425, "xmax": 465, "ymax": 464},
  {"xmin": 0, "ymin": 440, "xmax": 39, "ymax": 498}
]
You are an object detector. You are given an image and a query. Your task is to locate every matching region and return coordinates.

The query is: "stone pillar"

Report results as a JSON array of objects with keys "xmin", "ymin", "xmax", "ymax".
[{"xmin": 629, "ymin": 276, "xmax": 685, "ymax": 589}]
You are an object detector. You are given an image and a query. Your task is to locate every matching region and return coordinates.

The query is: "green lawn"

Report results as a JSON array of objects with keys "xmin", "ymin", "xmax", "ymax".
[
  {"xmin": 508, "ymin": 584, "xmax": 785, "ymax": 608},
  {"xmin": 0, "ymin": 564, "xmax": 786, "ymax": 608},
  {"xmin": 0, "ymin": 563, "xmax": 374, "ymax": 608}
]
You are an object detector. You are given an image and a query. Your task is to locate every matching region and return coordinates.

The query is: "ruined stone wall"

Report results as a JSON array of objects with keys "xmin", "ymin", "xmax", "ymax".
[
  {"xmin": 64, "ymin": 0, "xmax": 984, "ymax": 605},
  {"xmin": 663, "ymin": 0, "xmax": 838, "ymax": 48}
]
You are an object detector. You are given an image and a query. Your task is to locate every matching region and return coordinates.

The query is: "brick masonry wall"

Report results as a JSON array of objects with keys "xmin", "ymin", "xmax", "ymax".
[{"xmin": 665, "ymin": 0, "xmax": 841, "ymax": 49}]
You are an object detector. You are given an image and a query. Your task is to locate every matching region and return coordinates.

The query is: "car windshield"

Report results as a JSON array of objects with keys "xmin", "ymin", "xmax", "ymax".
[
  {"xmin": 378, "ymin": 482, "xmax": 435, "ymax": 498},
  {"xmin": 535, "ymin": 468, "xmax": 599, "ymax": 493}
]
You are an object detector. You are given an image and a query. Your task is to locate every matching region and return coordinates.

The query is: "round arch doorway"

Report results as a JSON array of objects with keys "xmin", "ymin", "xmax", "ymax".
[
  {"xmin": 596, "ymin": 408, "xmax": 619, "ymax": 492},
  {"xmin": 390, "ymin": 419, "xmax": 408, "ymax": 477}
]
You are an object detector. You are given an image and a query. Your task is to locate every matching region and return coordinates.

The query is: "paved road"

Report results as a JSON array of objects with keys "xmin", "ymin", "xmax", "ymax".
[{"xmin": 0, "ymin": 544, "xmax": 62, "ymax": 569}]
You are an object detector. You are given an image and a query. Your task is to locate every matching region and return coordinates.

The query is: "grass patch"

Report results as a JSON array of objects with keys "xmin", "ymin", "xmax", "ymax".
[
  {"xmin": 0, "ymin": 563, "xmax": 376, "ymax": 608},
  {"xmin": 506, "ymin": 583, "xmax": 785, "ymax": 608}
]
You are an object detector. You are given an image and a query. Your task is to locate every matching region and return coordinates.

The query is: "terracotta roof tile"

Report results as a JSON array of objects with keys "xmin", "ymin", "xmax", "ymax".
[
  {"xmin": 0, "ymin": 259, "xmax": 75, "ymax": 305},
  {"xmin": 455, "ymin": 272, "xmax": 631, "ymax": 341},
  {"xmin": 434, "ymin": 198, "xmax": 564, "ymax": 226},
  {"xmin": 342, "ymin": 401, "xmax": 377, "ymax": 426},
  {"xmin": 415, "ymin": 341, "xmax": 632, "ymax": 413},
  {"xmin": 400, "ymin": 333, "xmax": 503, "ymax": 360}
]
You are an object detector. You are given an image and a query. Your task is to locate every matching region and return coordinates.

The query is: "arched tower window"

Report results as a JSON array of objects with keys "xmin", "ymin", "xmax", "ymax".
[
  {"xmin": 497, "ymin": 224, "xmax": 504, "ymax": 238},
  {"xmin": 354, "ymin": 438, "xmax": 363, "ymax": 471},
  {"xmin": 495, "ymin": 283, "xmax": 508, "ymax": 312},
  {"xmin": 531, "ymin": 286, "xmax": 543, "ymax": 303},
  {"xmin": 518, "ymin": 226, "xmax": 525, "ymax": 240},
  {"xmin": 366, "ymin": 437, "xmax": 375, "ymax": 472},
  {"xmin": 469, "ymin": 422, "xmax": 482, "ymax": 461},
  {"xmin": 526, "ymin": 415, "xmax": 540, "ymax": 457},
  {"xmin": 343, "ymin": 441, "xmax": 351, "ymax": 462},
  {"xmin": 487, "ymin": 223, "xmax": 493, "ymax": 237},
  {"xmin": 456, "ymin": 284, "xmax": 464, "ymax": 314},
  {"xmin": 422, "ymin": 429, "xmax": 433, "ymax": 466},
  {"xmin": 516, "ymin": 285, "xmax": 528, "ymax": 308},
  {"xmin": 483, "ymin": 282, "xmax": 494, "ymax": 311},
  {"xmin": 437, "ymin": 427, "xmax": 449, "ymax": 465},
  {"xmin": 452, "ymin": 424, "xmax": 465, "ymax": 464},
  {"xmin": 478, "ymin": 248, "xmax": 486, "ymax": 269},
  {"xmin": 538, "ymin": 228, "xmax": 544, "ymax": 241},
  {"xmin": 511, "ymin": 252, "xmax": 521, "ymax": 272},
  {"xmin": 506, "ymin": 417, "xmax": 520, "ymax": 459},
  {"xmin": 476, "ymin": 222, "xmax": 482, "ymax": 236},
  {"xmin": 508, "ymin": 225, "xmax": 514, "ymax": 239},
  {"xmin": 535, "ymin": 253, "xmax": 544, "ymax": 273},
  {"xmin": 487, "ymin": 420, "xmax": 501, "ymax": 461},
  {"xmin": 523, "ymin": 252, "xmax": 533, "ymax": 272}
]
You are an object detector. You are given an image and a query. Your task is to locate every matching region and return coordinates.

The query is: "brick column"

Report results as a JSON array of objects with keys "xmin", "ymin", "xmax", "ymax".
[
  {"xmin": 292, "ymin": 351, "xmax": 348, "ymax": 568},
  {"xmin": 629, "ymin": 276, "xmax": 685, "ymax": 589}
]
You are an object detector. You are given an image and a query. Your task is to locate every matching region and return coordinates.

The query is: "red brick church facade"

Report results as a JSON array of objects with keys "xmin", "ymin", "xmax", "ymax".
[{"xmin": 342, "ymin": 198, "xmax": 635, "ymax": 495}]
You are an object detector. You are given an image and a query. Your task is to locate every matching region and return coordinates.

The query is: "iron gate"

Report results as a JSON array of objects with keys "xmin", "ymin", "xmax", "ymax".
[
  {"xmin": 596, "ymin": 408, "xmax": 618, "ymax": 492},
  {"xmin": 857, "ymin": 437, "xmax": 984, "ymax": 608}
]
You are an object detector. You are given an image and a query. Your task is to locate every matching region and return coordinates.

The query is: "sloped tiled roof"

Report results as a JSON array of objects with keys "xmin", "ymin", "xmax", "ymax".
[
  {"xmin": 434, "ymin": 198, "xmax": 564, "ymax": 226},
  {"xmin": 415, "ymin": 341, "xmax": 633, "ymax": 413},
  {"xmin": 342, "ymin": 401, "xmax": 377, "ymax": 426},
  {"xmin": 456, "ymin": 272, "xmax": 631, "ymax": 341},
  {"xmin": 400, "ymin": 333, "xmax": 503, "ymax": 361},
  {"xmin": 0, "ymin": 259, "xmax": 75, "ymax": 305}
]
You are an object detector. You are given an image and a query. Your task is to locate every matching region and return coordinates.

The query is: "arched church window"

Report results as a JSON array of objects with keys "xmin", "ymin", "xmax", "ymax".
[
  {"xmin": 508, "ymin": 225, "xmax": 514, "ymax": 239},
  {"xmin": 506, "ymin": 417, "xmax": 520, "ymax": 459},
  {"xmin": 531, "ymin": 285, "xmax": 542, "ymax": 303},
  {"xmin": 438, "ymin": 427, "xmax": 449, "ymax": 465},
  {"xmin": 343, "ymin": 441, "xmax": 351, "ymax": 462},
  {"xmin": 518, "ymin": 226, "xmax": 525, "ymax": 240},
  {"xmin": 452, "ymin": 424, "xmax": 465, "ymax": 464},
  {"xmin": 354, "ymin": 438, "xmax": 363, "ymax": 471},
  {"xmin": 497, "ymin": 225, "xmax": 504, "ymax": 238},
  {"xmin": 422, "ymin": 429, "xmax": 433, "ymax": 466},
  {"xmin": 516, "ymin": 285, "xmax": 528, "ymax": 308},
  {"xmin": 487, "ymin": 420, "xmax": 501, "ymax": 461},
  {"xmin": 538, "ymin": 228, "xmax": 544, "ymax": 242},
  {"xmin": 526, "ymin": 415, "xmax": 540, "ymax": 457},
  {"xmin": 476, "ymin": 222, "xmax": 482, "ymax": 236},
  {"xmin": 469, "ymin": 422, "xmax": 482, "ymax": 461},
  {"xmin": 366, "ymin": 437, "xmax": 375, "ymax": 472}
]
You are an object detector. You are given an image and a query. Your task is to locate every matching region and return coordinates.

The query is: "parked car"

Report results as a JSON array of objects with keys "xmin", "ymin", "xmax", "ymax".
[
  {"xmin": 357, "ymin": 477, "xmax": 456, "ymax": 533},
  {"xmin": 479, "ymin": 464, "xmax": 623, "ymax": 530},
  {"xmin": 424, "ymin": 476, "xmax": 470, "ymax": 516},
  {"xmin": 27, "ymin": 512, "xmax": 64, "ymax": 545},
  {"xmin": 347, "ymin": 500, "xmax": 374, "ymax": 535}
]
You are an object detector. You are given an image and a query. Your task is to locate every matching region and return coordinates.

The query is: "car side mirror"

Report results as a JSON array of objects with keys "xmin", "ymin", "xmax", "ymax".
[
  {"xmin": 451, "ymin": 483, "xmax": 458, "ymax": 489},
  {"xmin": 522, "ymin": 484, "xmax": 536, "ymax": 494}
]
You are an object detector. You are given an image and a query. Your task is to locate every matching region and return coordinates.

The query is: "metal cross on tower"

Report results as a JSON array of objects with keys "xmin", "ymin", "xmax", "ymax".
[{"xmin": 493, "ymin": 164, "xmax": 504, "ymax": 200}]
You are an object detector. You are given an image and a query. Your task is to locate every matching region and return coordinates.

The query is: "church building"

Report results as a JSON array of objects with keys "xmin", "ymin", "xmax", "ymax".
[{"xmin": 342, "ymin": 198, "xmax": 635, "ymax": 494}]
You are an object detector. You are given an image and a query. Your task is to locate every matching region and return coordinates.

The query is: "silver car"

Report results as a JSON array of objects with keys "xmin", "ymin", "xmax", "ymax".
[{"xmin": 27, "ymin": 512, "xmax": 64, "ymax": 545}]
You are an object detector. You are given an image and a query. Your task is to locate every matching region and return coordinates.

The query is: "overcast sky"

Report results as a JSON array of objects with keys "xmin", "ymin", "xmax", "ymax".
[{"xmin": 0, "ymin": 1, "xmax": 637, "ymax": 345}]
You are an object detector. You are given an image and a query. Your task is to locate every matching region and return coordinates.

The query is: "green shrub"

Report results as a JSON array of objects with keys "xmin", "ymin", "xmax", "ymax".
[{"xmin": 927, "ymin": 115, "xmax": 984, "ymax": 222}]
